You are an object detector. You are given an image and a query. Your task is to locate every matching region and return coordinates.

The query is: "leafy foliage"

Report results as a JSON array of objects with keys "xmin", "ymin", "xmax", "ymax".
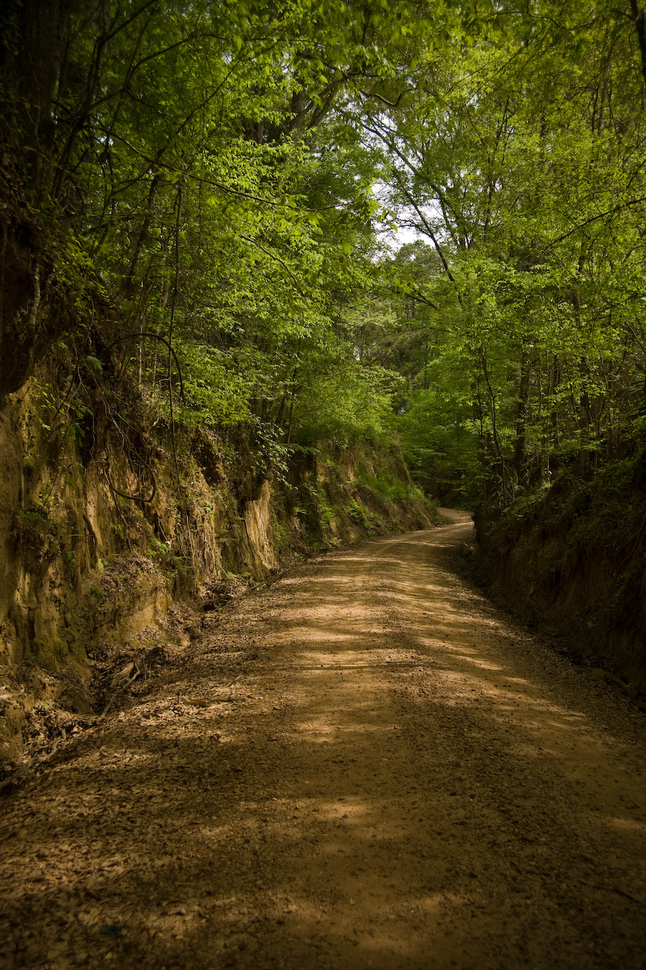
[{"xmin": 4, "ymin": 0, "xmax": 646, "ymax": 510}]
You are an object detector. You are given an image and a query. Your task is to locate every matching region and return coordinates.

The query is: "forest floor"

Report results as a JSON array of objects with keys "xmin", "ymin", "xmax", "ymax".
[{"xmin": 2, "ymin": 511, "xmax": 646, "ymax": 970}]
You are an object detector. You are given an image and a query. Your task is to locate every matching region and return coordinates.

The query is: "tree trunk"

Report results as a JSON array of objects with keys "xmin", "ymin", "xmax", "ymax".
[
  {"xmin": 513, "ymin": 343, "xmax": 532, "ymax": 481},
  {"xmin": 0, "ymin": 0, "xmax": 71, "ymax": 191}
]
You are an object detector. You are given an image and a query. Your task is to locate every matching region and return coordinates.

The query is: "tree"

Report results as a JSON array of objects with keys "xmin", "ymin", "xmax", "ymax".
[{"xmin": 368, "ymin": 1, "xmax": 646, "ymax": 501}]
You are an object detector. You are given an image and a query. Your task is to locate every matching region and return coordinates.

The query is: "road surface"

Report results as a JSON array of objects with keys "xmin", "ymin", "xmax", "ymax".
[{"xmin": 1, "ymin": 512, "xmax": 646, "ymax": 969}]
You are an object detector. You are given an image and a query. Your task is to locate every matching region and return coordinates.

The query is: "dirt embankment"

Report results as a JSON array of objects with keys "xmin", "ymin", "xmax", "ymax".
[
  {"xmin": 1, "ymin": 512, "xmax": 645, "ymax": 969},
  {"xmin": 474, "ymin": 466, "xmax": 646, "ymax": 691},
  {"xmin": 0, "ymin": 371, "xmax": 433, "ymax": 768}
]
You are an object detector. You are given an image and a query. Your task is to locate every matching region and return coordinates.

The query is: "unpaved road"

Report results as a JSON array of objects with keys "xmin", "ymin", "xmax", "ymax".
[{"xmin": 2, "ymin": 512, "xmax": 646, "ymax": 969}]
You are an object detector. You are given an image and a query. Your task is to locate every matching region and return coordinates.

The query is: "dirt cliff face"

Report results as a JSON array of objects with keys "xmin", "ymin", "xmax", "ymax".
[
  {"xmin": 243, "ymin": 480, "xmax": 278, "ymax": 574},
  {"xmin": 474, "ymin": 465, "xmax": 646, "ymax": 692},
  {"xmin": 0, "ymin": 371, "xmax": 434, "ymax": 770},
  {"xmin": 0, "ymin": 402, "xmax": 23, "ymax": 666}
]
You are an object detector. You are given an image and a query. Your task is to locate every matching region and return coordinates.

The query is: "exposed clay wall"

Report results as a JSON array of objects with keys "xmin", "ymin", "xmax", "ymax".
[
  {"xmin": 0, "ymin": 378, "xmax": 435, "ymax": 767},
  {"xmin": 243, "ymin": 480, "xmax": 278, "ymax": 574}
]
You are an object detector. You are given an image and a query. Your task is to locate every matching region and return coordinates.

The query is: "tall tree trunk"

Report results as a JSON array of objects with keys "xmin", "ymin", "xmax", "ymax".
[
  {"xmin": 630, "ymin": 0, "xmax": 646, "ymax": 90},
  {"xmin": 479, "ymin": 346, "xmax": 511, "ymax": 503},
  {"xmin": 513, "ymin": 343, "xmax": 532, "ymax": 481},
  {"xmin": 0, "ymin": 0, "xmax": 71, "ymax": 192}
]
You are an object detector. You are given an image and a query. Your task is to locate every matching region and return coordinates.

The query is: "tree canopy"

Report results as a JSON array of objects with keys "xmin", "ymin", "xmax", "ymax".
[{"xmin": 2, "ymin": 0, "xmax": 646, "ymax": 505}]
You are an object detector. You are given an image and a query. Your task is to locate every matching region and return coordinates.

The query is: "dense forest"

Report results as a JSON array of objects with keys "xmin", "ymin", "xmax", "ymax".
[
  {"xmin": 4, "ymin": 0, "xmax": 646, "ymax": 493},
  {"xmin": 2, "ymin": 0, "xmax": 646, "ymax": 757}
]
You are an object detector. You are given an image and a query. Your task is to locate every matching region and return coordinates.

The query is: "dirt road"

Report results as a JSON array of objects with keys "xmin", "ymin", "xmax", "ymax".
[{"xmin": 2, "ymin": 512, "xmax": 646, "ymax": 969}]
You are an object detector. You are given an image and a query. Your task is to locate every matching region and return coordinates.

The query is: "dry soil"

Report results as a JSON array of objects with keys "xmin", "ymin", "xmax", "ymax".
[{"xmin": 2, "ymin": 511, "xmax": 646, "ymax": 969}]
